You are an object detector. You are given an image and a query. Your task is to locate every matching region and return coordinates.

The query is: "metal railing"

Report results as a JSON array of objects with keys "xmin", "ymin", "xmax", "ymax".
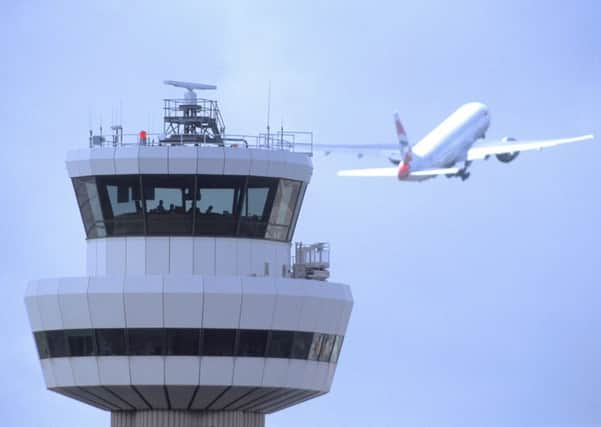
[
  {"xmin": 89, "ymin": 129, "xmax": 313, "ymax": 154},
  {"xmin": 292, "ymin": 242, "xmax": 330, "ymax": 281},
  {"xmin": 163, "ymin": 97, "xmax": 225, "ymax": 136}
]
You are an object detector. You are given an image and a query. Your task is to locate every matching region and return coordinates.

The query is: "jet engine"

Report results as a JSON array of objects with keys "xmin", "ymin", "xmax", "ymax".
[
  {"xmin": 388, "ymin": 155, "xmax": 401, "ymax": 165},
  {"xmin": 496, "ymin": 136, "xmax": 519, "ymax": 163}
]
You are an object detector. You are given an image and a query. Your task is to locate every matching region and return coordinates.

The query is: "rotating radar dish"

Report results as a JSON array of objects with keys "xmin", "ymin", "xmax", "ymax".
[{"xmin": 163, "ymin": 80, "xmax": 217, "ymax": 91}]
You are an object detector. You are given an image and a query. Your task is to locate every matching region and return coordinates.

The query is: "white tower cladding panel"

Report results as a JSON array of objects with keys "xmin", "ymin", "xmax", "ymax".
[
  {"xmin": 26, "ymin": 276, "xmax": 352, "ymax": 334},
  {"xmin": 66, "ymin": 146, "xmax": 312, "ymax": 182},
  {"xmin": 26, "ymin": 275, "xmax": 353, "ymax": 413},
  {"xmin": 85, "ymin": 235, "xmax": 293, "ymax": 278}
]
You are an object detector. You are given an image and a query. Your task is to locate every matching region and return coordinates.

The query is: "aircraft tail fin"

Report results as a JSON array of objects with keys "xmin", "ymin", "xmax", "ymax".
[{"xmin": 394, "ymin": 112, "xmax": 411, "ymax": 156}]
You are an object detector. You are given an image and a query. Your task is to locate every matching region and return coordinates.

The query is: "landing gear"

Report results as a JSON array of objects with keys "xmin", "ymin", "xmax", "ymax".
[{"xmin": 457, "ymin": 160, "xmax": 472, "ymax": 181}]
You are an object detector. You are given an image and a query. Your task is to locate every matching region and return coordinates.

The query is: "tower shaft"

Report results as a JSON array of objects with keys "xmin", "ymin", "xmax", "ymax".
[{"xmin": 111, "ymin": 411, "xmax": 264, "ymax": 427}]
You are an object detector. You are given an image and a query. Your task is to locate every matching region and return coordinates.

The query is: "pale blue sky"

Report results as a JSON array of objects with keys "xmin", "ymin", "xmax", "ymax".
[{"xmin": 0, "ymin": 1, "xmax": 600, "ymax": 426}]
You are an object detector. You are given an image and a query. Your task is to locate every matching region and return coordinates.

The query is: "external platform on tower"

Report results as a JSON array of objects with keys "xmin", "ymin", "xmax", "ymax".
[{"xmin": 25, "ymin": 81, "xmax": 352, "ymax": 426}]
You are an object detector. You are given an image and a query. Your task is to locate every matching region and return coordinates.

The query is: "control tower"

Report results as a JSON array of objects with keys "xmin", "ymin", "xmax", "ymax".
[{"xmin": 24, "ymin": 82, "xmax": 353, "ymax": 427}]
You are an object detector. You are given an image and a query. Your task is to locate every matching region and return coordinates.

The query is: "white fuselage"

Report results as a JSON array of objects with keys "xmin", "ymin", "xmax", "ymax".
[{"xmin": 402, "ymin": 102, "xmax": 490, "ymax": 180}]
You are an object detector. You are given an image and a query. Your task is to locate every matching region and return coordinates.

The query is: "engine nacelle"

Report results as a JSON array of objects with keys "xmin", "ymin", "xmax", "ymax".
[
  {"xmin": 388, "ymin": 155, "xmax": 401, "ymax": 165},
  {"xmin": 496, "ymin": 137, "xmax": 519, "ymax": 163}
]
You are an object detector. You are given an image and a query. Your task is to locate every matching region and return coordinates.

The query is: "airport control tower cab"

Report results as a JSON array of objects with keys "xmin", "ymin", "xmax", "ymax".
[{"xmin": 24, "ymin": 81, "xmax": 353, "ymax": 427}]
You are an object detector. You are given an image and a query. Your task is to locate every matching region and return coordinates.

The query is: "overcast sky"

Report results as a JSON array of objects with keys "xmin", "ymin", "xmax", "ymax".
[{"xmin": 0, "ymin": 1, "xmax": 600, "ymax": 426}]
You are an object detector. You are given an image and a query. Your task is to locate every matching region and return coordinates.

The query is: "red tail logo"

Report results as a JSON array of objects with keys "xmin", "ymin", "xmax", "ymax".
[
  {"xmin": 395, "ymin": 119, "xmax": 406, "ymax": 137},
  {"xmin": 397, "ymin": 152, "xmax": 412, "ymax": 179}
]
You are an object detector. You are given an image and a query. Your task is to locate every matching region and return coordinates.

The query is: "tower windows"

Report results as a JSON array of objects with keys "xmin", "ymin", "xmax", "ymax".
[
  {"xmin": 237, "ymin": 330, "xmax": 268, "ymax": 357},
  {"xmin": 166, "ymin": 328, "xmax": 200, "ymax": 356},
  {"xmin": 45, "ymin": 330, "xmax": 69, "ymax": 358},
  {"xmin": 65, "ymin": 329, "xmax": 96, "ymax": 357},
  {"xmin": 96, "ymin": 329, "xmax": 127, "ymax": 356},
  {"xmin": 72, "ymin": 175, "xmax": 304, "ymax": 241},
  {"xmin": 127, "ymin": 329, "xmax": 166, "ymax": 356},
  {"xmin": 266, "ymin": 179, "xmax": 301, "ymax": 241},
  {"xmin": 143, "ymin": 175, "xmax": 195, "ymax": 235},
  {"xmin": 202, "ymin": 329, "xmax": 236, "ymax": 356},
  {"xmin": 33, "ymin": 328, "xmax": 343, "ymax": 363},
  {"xmin": 266, "ymin": 330, "xmax": 294, "ymax": 358},
  {"xmin": 290, "ymin": 332, "xmax": 313, "ymax": 359}
]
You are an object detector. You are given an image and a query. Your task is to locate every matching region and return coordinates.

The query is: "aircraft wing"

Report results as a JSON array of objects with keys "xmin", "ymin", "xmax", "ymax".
[
  {"xmin": 313, "ymin": 143, "xmax": 398, "ymax": 157},
  {"xmin": 409, "ymin": 167, "xmax": 461, "ymax": 177},
  {"xmin": 467, "ymin": 134, "xmax": 594, "ymax": 161},
  {"xmin": 337, "ymin": 167, "xmax": 461, "ymax": 177}
]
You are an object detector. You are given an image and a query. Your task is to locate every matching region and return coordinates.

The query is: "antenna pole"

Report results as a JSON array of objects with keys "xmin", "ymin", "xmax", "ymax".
[
  {"xmin": 266, "ymin": 81, "xmax": 271, "ymax": 147},
  {"xmin": 280, "ymin": 117, "xmax": 284, "ymax": 149}
]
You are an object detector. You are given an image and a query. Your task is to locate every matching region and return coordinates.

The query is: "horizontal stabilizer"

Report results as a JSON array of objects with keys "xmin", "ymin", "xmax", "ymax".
[
  {"xmin": 313, "ymin": 143, "xmax": 398, "ymax": 157},
  {"xmin": 337, "ymin": 167, "xmax": 398, "ymax": 177}
]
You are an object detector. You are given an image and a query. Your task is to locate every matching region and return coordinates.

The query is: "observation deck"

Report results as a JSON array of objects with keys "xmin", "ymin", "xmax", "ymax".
[{"xmin": 25, "ymin": 82, "xmax": 352, "ymax": 427}]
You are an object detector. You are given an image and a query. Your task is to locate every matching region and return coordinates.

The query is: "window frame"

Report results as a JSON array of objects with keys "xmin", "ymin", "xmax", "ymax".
[
  {"xmin": 72, "ymin": 175, "xmax": 304, "ymax": 242},
  {"xmin": 34, "ymin": 328, "xmax": 343, "ymax": 363}
]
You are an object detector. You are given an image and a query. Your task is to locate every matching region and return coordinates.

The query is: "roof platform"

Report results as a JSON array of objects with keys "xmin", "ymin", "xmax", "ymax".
[{"xmin": 88, "ymin": 80, "xmax": 313, "ymax": 154}]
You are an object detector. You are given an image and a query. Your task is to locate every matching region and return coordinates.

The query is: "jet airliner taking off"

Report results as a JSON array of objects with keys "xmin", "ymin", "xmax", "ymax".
[{"xmin": 322, "ymin": 103, "xmax": 594, "ymax": 181}]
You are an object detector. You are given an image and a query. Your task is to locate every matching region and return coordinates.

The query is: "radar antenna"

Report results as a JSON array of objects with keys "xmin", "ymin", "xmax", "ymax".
[
  {"xmin": 163, "ymin": 80, "xmax": 217, "ymax": 103},
  {"xmin": 161, "ymin": 80, "xmax": 224, "ymax": 145}
]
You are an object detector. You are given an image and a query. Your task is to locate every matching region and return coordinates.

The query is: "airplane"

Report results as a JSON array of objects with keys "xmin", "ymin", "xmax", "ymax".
[{"xmin": 318, "ymin": 102, "xmax": 594, "ymax": 181}]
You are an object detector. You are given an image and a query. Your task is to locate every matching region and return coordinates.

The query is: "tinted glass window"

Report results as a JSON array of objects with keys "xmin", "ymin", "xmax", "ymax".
[
  {"xmin": 194, "ymin": 176, "xmax": 244, "ymax": 236},
  {"xmin": 266, "ymin": 330, "xmax": 293, "ymax": 358},
  {"xmin": 34, "ymin": 328, "xmax": 341, "ymax": 362},
  {"xmin": 290, "ymin": 332, "xmax": 313, "ymax": 359},
  {"xmin": 287, "ymin": 182, "xmax": 307, "ymax": 242},
  {"xmin": 167, "ymin": 328, "xmax": 200, "ymax": 356},
  {"xmin": 239, "ymin": 177, "xmax": 277, "ymax": 238},
  {"xmin": 308, "ymin": 333, "xmax": 325, "ymax": 361},
  {"xmin": 96, "ymin": 329, "xmax": 126, "ymax": 356},
  {"xmin": 266, "ymin": 179, "xmax": 300, "ymax": 241},
  {"xmin": 127, "ymin": 329, "xmax": 165, "ymax": 356},
  {"xmin": 269, "ymin": 180, "xmax": 300, "ymax": 225},
  {"xmin": 46, "ymin": 330, "xmax": 69, "ymax": 358},
  {"xmin": 144, "ymin": 175, "xmax": 195, "ymax": 234},
  {"xmin": 97, "ymin": 175, "xmax": 144, "ymax": 235},
  {"xmin": 203, "ymin": 329, "xmax": 236, "ymax": 356},
  {"xmin": 34, "ymin": 332, "xmax": 50, "ymax": 359},
  {"xmin": 72, "ymin": 175, "xmax": 303, "ymax": 241},
  {"xmin": 237, "ymin": 330, "xmax": 268, "ymax": 357},
  {"xmin": 65, "ymin": 329, "xmax": 96, "ymax": 357},
  {"xmin": 318, "ymin": 334, "xmax": 336, "ymax": 362},
  {"xmin": 330, "ymin": 335, "xmax": 344, "ymax": 363},
  {"xmin": 73, "ymin": 177, "xmax": 106, "ymax": 238}
]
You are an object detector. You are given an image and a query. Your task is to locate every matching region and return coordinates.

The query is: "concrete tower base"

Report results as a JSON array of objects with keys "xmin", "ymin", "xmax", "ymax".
[{"xmin": 111, "ymin": 411, "xmax": 265, "ymax": 427}]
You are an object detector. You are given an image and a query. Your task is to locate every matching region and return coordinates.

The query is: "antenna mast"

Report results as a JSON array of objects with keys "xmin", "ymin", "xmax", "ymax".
[{"xmin": 266, "ymin": 81, "xmax": 271, "ymax": 146}]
